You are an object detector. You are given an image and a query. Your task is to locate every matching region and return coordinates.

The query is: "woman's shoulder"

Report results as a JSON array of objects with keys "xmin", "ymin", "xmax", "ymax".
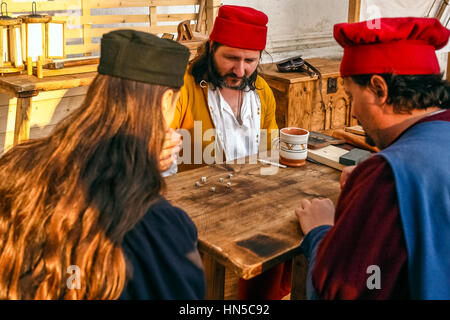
[
  {"xmin": 147, "ymin": 197, "xmax": 192, "ymax": 221},
  {"xmin": 120, "ymin": 197, "xmax": 205, "ymax": 300},
  {"xmin": 125, "ymin": 197, "xmax": 197, "ymax": 244}
]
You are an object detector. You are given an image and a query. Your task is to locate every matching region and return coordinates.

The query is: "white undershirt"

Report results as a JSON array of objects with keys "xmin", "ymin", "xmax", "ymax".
[
  {"xmin": 161, "ymin": 87, "xmax": 262, "ymax": 176},
  {"xmin": 208, "ymin": 87, "xmax": 261, "ymax": 161}
]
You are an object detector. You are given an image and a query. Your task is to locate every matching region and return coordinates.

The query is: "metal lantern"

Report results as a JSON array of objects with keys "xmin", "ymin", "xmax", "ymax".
[
  {"xmin": 0, "ymin": 2, "xmax": 24, "ymax": 73},
  {"xmin": 19, "ymin": 1, "xmax": 51, "ymax": 64},
  {"xmin": 46, "ymin": 16, "xmax": 66, "ymax": 60}
]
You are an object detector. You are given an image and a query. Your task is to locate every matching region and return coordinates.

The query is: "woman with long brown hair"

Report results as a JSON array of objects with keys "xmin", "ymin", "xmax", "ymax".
[{"xmin": 0, "ymin": 30, "xmax": 205, "ymax": 299}]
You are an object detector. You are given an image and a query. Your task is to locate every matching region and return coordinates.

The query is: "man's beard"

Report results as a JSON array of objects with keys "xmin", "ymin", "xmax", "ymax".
[
  {"xmin": 219, "ymin": 73, "xmax": 251, "ymax": 90},
  {"xmin": 208, "ymin": 58, "xmax": 257, "ymax": 91}
]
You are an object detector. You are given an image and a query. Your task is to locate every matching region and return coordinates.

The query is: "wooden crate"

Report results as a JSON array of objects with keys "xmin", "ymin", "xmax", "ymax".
[
  {"xmin": 260, "ymin": 58, "xmax": 358, "ymax": 132},
  {"xmin": 3, "ymin": 0, "xmax": 221, "ymax": 57}
]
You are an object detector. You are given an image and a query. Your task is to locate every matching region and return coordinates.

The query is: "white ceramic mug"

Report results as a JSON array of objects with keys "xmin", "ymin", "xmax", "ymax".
[{"xmin": 275, "ymin": 127, "xmax": 309, "ymax": 167}]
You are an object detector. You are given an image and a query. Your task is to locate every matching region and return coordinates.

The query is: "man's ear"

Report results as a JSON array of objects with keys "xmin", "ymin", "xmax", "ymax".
[{"xmin": 369, "ymin": 75, "xmax": 388, "ymax": 105}]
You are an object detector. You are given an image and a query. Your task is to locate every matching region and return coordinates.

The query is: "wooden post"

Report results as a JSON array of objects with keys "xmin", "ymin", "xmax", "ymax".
[
  {"xmin": 13, "ymin": 91, "xmax": 38, "ymax": 146},
  {"xmin": 196, "ymin": 0, "xmax": 206, "ymax": 33},
  {"xmin": 447, "ymin": 53, "xmax": 450, "ymax": 81},
  {"xmin": 432, "ymin": 0, "xmax": 450, "ymax": 80},
  {"xmin": 9, "ymin": 28, "xmax": 17, "ymax": 67},
  {"xmin": 0, "ymin": 26, "xmax": 3, "ymax": 68},
  {"xmin": 81, "ymin": 0, "xmax": 91, "ymax": 56},
  {"xmin": 27, "ymin": 57, "xmax": 33, "ymax": 76},
  {"xmin": 435, "ymin": 0, "xmax": 449, "ymax": 20},
  {"xmin": 36, "ymin": 58, "xmax": 43, "ymax": 79},
  {"xmin": 202, "ymin": 252, "xmax": 225, "ymax": 299},
  {"xmin": 348, "ymin": 0, "xmax": 361, "ymax": 23},
  {"xmin": 149, "ymin": 5, "xmax": 157, "ymax": 28},
  {"xmin": 206, "ymin": 0, "xmax": 222, "ymax": 35},
  {"xmin": 290, "ymin": 254, "xmax": 308, "ymax": 300},
  {"xmin": 224, "ymin": 268, "xmax": 240, "ymax": 300}
]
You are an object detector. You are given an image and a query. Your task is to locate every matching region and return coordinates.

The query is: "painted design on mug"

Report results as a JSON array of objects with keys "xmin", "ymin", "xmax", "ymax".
[{"xmin": 281, "ymin": 142, "xmax": 307, "ymax": 153}]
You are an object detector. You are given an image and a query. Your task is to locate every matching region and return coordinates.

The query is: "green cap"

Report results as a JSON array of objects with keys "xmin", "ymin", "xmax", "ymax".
[{"xmin": 98, "ymin": 30, "xmax": 190, "ymax": 88}]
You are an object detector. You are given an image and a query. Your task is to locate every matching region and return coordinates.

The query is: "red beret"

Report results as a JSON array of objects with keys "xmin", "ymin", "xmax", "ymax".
[
  {"xmin": 209, "ymin": 5, "xmax": 268, "ymax": 51},
  {"xmin": 334, "ymin": 17, "xmax": 450, "ymax": 76}
]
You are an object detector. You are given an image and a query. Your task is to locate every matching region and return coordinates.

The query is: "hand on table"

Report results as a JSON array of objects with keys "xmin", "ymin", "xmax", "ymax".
[
  {"xmin": 160, "ymin": 128, "xmax": 182, "ymax": 172},
  {"xmin": 340, "ymin": 165, "xmax": 356, "ymax": 189},
  {"xmin": 295, "ymin": 198, "xmax": 335, "ymax": 235}
]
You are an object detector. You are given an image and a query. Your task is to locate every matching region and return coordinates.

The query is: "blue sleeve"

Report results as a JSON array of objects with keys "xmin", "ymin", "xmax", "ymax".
[{"xmin": 300, "ymin": 225, "xmax": 332, "ymax": 300}]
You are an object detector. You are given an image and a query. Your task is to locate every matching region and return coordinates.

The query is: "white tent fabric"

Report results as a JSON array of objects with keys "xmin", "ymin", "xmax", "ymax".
[{"xmin": 359, "ymin": 0, "xmax": 450, "ymax": 53}]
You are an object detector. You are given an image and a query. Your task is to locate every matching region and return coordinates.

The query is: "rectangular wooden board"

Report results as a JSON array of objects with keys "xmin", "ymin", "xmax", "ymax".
[
  {"xmin": 307, "ymin": 145, "xmax": 349, "ymax": 171},
  {"xmin": 34, "ymin": 65, "xmax": 99, "ymax": 78}
]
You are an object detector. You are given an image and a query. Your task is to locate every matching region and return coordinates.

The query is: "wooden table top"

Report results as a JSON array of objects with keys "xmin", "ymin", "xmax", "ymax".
[
  {"xmin": 165, "ymin": 159, "xmax": 341, "ymax": 279},
  {"xmin": 260, "ymin": 58, "xmax": 341, "ymax": 84},
  {"xmin": 0, "ymin": 72, "xmax": 97, "ymax": 96}
]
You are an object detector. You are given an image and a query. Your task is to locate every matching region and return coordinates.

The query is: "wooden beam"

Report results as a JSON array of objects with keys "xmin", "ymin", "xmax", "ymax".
[
  {"xmin": 202, "ymin": 253, "xmax": 225, "ymax": 300},
  {"xmin": 6, "ymin": 0, "xmax": 82, "ymax": 12},
  {"xmin": 196, "ymin": 0, "xmax": 206, "ymax": 33},
  {"xmin": 13, "ymin": 91, "xmax": 38, "ymax": 146},
  {"xmin": 34, "ymin": 65, "xmax": 98, "ymax": 78},
  {"xmin": 149, "ymin": 5, "xmax": 157, "ymax": 28},
  {"xmin": 67, "ymin": 14, "xmax": 151, "ymax": 26},
  {"xmin": 290, "ymin": 254, "xmax": 308, "ymax": 300},
  {"xmin": 206, "ymin": 0, "xmax": 222, "ymax": 35},
  {"xmin": 81, "ymin": 0, "xmax": 92, "ymax": 57},
  {"xmin": 85, "ymin": 1, "xmax": 152, "ymax": 9},
  {"xmin": 447, "ymin": 53, "xmax": 450, "ymax": 81},
  {"xmin": 149, "ymin": 0, "xmax": 199, "ymax": 5},
  {"xmin": 435, "ymin": 0, "xmax": 449, "ymax": 20},
  {"xmin": 348, "ymin": 0, "xmax": 361, "ymax": 23}
]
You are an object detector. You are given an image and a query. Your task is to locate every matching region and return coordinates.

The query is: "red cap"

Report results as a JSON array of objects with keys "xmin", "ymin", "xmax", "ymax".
[
  {"xmin": 334, "ymin": 17, "xmax": 450, "ymax": 76},
  {"xmin": 209, "ymin": 5, "xmax": 268, "ymax": 51}
]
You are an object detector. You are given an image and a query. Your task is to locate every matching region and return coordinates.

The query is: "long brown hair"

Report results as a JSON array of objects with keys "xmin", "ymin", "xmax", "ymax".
[{"xmin": 0, "ymin": 74, "xmax": 172, "ymax": 299}]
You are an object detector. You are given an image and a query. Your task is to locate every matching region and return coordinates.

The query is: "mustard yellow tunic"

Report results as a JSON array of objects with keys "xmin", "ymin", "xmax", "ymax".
[{"xmin": 171, "ymin": 70, "xmax": 278, "ymax": 170}]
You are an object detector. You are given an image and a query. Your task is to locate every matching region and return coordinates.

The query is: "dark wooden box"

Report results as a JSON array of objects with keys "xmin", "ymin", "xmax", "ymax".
[{"xmin": 260, "ymin": 58, "xmax": 358, "ymax": 131}]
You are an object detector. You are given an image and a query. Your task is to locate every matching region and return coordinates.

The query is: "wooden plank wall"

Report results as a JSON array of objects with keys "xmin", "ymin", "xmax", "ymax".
[
  {"xmin": 3, "ymin": 0, "xmax": 221, "ymax": 57},
  {"xmin": 0, "ymin": 0, "xmax": 222, "ymax": 154}
]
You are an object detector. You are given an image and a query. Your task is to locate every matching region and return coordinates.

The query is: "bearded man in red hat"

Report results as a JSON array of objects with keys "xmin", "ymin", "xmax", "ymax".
[
  {"xmin": 296, "ymin": 17, "xmax": 450, "ymax": 299},
  {"xmin": 171, "ymin": 5, "xmax": 289, "ymax": 300},
  {"xmin": 171, "ymin": 5, "xmax": 278, "ymax": 170}
]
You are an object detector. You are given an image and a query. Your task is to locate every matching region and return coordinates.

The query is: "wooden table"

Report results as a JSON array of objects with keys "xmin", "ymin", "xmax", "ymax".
[
  {"xmin": 0, "ymin": 72, "xmax": 97, "ymax": 146},
  {"xmin": 260, "ymin": 58, "xmax": 357, "ymax": 131},
  {"xmin": 165, "ymin": 159, "xmax": 341, "ymax": 299}
]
